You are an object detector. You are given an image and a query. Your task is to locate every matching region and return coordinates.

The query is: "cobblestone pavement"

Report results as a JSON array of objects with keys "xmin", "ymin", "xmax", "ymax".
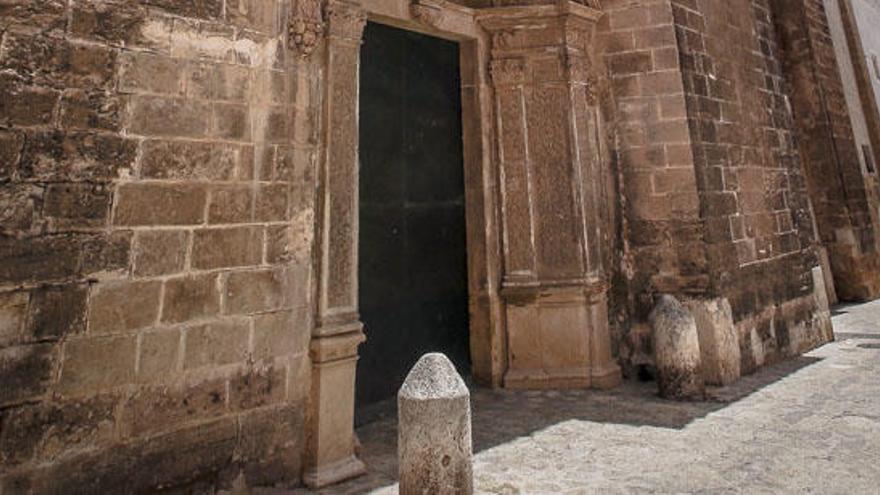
[{"xmin": 290, "ymin": 301, "xmax": 880, "ymax": 494}]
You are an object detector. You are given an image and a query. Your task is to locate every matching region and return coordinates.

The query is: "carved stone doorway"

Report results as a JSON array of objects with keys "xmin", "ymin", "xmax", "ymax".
[
  {"xmin": 356, "ymin": 21, "xmax": 472, "ymax": 413},
  {"xmin": 303, "ymin": 0, "xmax": 621, "ymax": 487}
]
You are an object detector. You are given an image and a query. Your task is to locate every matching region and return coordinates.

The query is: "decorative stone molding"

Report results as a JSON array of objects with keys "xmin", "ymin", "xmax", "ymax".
[
  {"xmin": 326, "ymin": 0, "xmax": 368, "ymax": 41},
  {"xmin": 563, "ymin": 52, "xmax": 597, "ymax": 102},
  {"xmin": 289, "ymin": 0, "xmax": 326, "ymax": 57},
  {"xmin": 304, "ymin": 0, "xmax": 368, "ymax": 488},
  {"xmin": 489, "ymin": 58, "xmax": 525, "ymax": 85},
  {"xmin": 411, "ymin": 1, "xmax": 445, "ymax": 27},
  {"xmin": 478, "ymin": 0, "xmax": 620, "ymax": 390}
]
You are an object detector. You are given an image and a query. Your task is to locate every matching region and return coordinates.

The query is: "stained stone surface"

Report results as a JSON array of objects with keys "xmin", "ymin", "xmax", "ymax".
[{"xmin": 290, "ymin": 300, "xmax": 880, "ymax": 494}]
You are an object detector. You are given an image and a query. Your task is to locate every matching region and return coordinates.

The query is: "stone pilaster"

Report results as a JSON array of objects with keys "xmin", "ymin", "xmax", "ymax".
[
  {"xmin": 303, "ymin": 0, "xmax": 368, "ymax": 487},
  {"xmin": 478, "ymin": 1, "xmax": 620, "ymax": 390}
]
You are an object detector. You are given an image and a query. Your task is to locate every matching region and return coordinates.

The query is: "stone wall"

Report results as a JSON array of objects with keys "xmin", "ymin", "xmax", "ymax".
[
  {"xmin": 0, "ymin": 0, "xmax": 314, "ymax": 491},
  {"xmin": 598, "ymin": 0, "xmax": 707, "ymax": 322},
  {"xmin": 600, "ymin": 0, "xmax": 835, "ymax": 375},
  {"xmin": 772, "ymin": 0, "xmax": 880, "ymax": 300},
  {"xmin": 672, "ymin": 0, "xmax": 829, "ymax": 369}
]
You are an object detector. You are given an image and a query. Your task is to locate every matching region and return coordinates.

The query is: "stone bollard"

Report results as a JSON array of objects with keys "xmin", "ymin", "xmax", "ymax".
[
  {"xmin": 650, "ymin": 295, "xmax": 705, "ymax": 400},
  {"xmin": 398, "ymin": 353, "xmax": 473, "ymax": 495},
  {"xmin": 683, "ymin": 298, "xmax": 741, "ymax": 386}
]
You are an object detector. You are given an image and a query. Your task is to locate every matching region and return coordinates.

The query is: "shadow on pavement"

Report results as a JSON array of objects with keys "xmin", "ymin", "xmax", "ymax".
[{"xmin": 294, "ymin": 354, "xmax": 823, "ymax": 494}]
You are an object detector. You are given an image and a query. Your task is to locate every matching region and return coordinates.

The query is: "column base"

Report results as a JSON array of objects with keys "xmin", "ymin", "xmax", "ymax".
[
  {"xmin": 590, "ymin": 363, "xmax": 622, "ymax": 390},
  {"xmin": 504, "ymin": 367, "xmax": 590, "ymax": 389},
  {"xmin": 303, "ymin": 455, "xmax": 367, "ymax": 489}
]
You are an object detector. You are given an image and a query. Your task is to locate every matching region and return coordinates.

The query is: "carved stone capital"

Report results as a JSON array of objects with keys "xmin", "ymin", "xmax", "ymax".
[
  {"xmin": 411, "ymin": 2, "xmax": 445, "ymax": 27},
  {"xmin": 289, "ymin": 0, "xmax": 326, "ymax": 58},
  {"xmin": 326, "ymin": 0, "xmax": 367, "ymax": 42},
  {"xmin": 490, "ymin": 57, "xmax": 525, "ymax": 86},
  {"xmin": 563, "ymin": 52, "xmax": 596, "ymax": 102}
]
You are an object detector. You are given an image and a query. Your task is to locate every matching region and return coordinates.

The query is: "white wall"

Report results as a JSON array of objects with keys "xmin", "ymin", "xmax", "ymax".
[{"xmin": 826, "ymin": 0, "xmax": 875, "ymax": 174}]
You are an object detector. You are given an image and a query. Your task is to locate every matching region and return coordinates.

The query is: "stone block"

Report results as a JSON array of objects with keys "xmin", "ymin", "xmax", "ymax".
[
  {"xmin": 89, "ymin": 280, "xmax": 161, "ymax": 334},
  {"xmin": 0, "ymin": 394, "xmax": 117, "ymax": 466},
  {"xmin": 144, "ymin": 0, "xmax": 223, "ymax": 20},
  {"xmin": 1, "ymin": 34, "xmax": 117, "ymax": 90},
  {"xmin": 185, "ymin": 61, "xmax": 214, "ymax": 99},
  {"xmin": 114, "ymin": 183, "xmax": 207, "ymax": 226},
  {"xmin": 132, "ymin": 230, "xmax": 188, "ymax": 277},
  {"xmin": 20, "ymin": 130, "xmax": 138, "ymax": 182},
  {"xmin": 0, "ymin": 235, "xmax": 82, "ymax": 285},
  {"xmin": 0, "ymin": 344, "xmax": 56, "ymax": 406},
  {"xmin": 0, "ymin": 80, "xmax": 58, "ymax": 128},
  {"xmin": 128, "ymin": 95, "xmax": 211, "ymax": 138},
  {"xmin": 254, "ymin": 69, "xmax": 288, "ymax": 106},
  {"xmin": 191, "ymin": 226, "xmax": 263, "ymax": 269},
  {"xmin": 683, "ymin": 298, "xmax": 742, "ymax": 386},
  {"xmin": 274, "ymin": 146, "xmax": 313, "ymax": 183},
  {"xmin": 237, "ymin": 403, "xmax": 305, "ymax": 487},
  {"xmin": 226, "ymin": 0, "xmax": 278, "ymax": 31},
  {"xmin": 139, "ymin": 139, "xmax": 238, "ymax": 181},
  {"xmin": 238, "ymin": 144, "xmax": 256, "ymax": 180},
  {"xmin": 122, "ymin": 378, "xmax": 227, "ymax": 437},
  {"xmin": 252, "ymin": 310, "xmax": 307, "ymax": 361},
  {"xmin": 0, "ymin": 291, "xmax": 29, "ymax": 347},
  {"xmin": 59, "ymin": 335, "xmax": 136, "ymax": 395},
  {"xmin": 398, "ymin": 353, "xmax": 473, "ymax": 495},
  {"xmin": 608, "ymin": 51, "xmax": 654, "ymax": 75},
  {"xmin": 208, "ymin": 185, "xmax": 253, "ymax": 224},
  {"xmin": 266, "ymin": 108, "xmax": 292, "ymax": 144},
  {"xmin": 225, "ymin": 268, "xmax": 287, "ymax": 315},
  {"xmin": 229, "ymin": 364, "xmax": 286, "ymax": 411},
  {"xmin": 128, "ymin": 416, "xmax": 238, "ymax": 491},
  {"xmin": 137, "ymin": 328, "xmax": 180, "ymax": 381},
  {"xmin": 0, "ymin": 183, "xmax": 40, "ymax": 233},
  {"xmin": 183, "ymin": 319, "xmax": 249, "ymax": 369},
  {"xmin": 211, "ymin": 103, "xmax": 250, "ymax": 140},
  {"xmin": 649, "ymin": 295, "xmax": 705, "ymax": 399},
  {"xmin": 118, "ymin": 51, "xmax": 184, "ymax": 95},
  {"xmin": 265, "ymin": 224, "xmax": 292, "ymax": 264},
  {"xmin": 80, "ymin": 231, "xmax": 132, "ymax": 277},
  {"xmin": 161, "ymin": 273, "xmax": 221, "ymax": 324},
  {"xmin": 69, "ymin": 0, "xmax": 163, "ymax": 50},
  {"xmin": 0, "ymin": 0, "xmax": 67, "ymax": 32},
  {"xmin": 28, "ymin": 284, "xmax": 88, "ymax": 341},
  {"xmin": 59, "ymin": 90, "xmax": 126, "ymax": 131},
  {"xmin": 0, "ymin": 131, "xmax": 24, "ymax": 182},
  {"xmin": 255, "ymin": 183, "xmax": 290, "ymax": 221},
  {"xmin": 211, "ymin": 62, "xmax": 252, "ymax": 102},
  {"xmin": 43, "ymin": 183, "xmax": 112, "ymax": 229}
]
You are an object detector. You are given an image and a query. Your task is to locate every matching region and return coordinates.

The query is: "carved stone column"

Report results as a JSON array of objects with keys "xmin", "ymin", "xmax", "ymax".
[
  {"xmin": 477, "ymin": 0, "xmax": 621, "ymax": 390},
  {"xmin": 300, "ymin": 0, "xmax": 368, "ymax": 487}
]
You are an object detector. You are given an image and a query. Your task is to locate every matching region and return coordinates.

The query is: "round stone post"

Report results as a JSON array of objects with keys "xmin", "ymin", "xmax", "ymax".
[
  {"xmin": 650, "ymin": 295, "xmax": 705, "ymax": 400},
  {"xmin": 398, "ymin": 353, "xmax": 473, "ymax": 495}
]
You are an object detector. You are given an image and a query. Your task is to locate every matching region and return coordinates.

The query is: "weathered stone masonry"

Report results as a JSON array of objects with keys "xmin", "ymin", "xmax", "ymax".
[
  {"xmin": 1, "ymin": 0, "xmax": 311, "ymax": 490},
  {"xmin": 0, "ymin": 0, "xmax": 878, "ymax": 492}
]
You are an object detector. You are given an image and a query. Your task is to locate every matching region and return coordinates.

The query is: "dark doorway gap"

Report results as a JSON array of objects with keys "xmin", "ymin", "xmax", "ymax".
[{"xmin": 356, "ymin": 21, "xmax": 471, "ymax": 419}]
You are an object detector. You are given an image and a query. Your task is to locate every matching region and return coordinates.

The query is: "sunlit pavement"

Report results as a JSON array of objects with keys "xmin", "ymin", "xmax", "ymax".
[{"xmin": 289, "ymin": 300, "xmax": 880, "ymax": 494}]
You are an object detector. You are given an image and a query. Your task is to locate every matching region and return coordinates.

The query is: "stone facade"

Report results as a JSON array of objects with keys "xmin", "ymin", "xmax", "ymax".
[
  {"xmin": 1, "ymin": 0, "xmax": 310, "ymax": 491},
  {"xmin": 0, "ymin": 0, "xmax": 877, "ymax": 492}
]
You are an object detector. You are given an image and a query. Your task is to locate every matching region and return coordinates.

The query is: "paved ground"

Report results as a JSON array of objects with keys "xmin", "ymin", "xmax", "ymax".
[{"xmin": 294, "ymin": 300, "xmax": 880, "ymax": 494}]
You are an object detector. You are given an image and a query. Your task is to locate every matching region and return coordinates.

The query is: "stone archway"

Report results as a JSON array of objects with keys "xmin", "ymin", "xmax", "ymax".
[{"xmin": 294, "ymin": 0, "xmax": 621, "ymax": 487}]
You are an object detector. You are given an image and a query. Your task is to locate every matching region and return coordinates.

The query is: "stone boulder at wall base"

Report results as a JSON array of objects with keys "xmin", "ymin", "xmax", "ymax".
[
  {"xmin": 650, "ymin": 295, "xmax": 706, "ymax": 400},
  {"xmin": 684, "ymin": 298, "xmax": 742, "ymax": 386},
  {"xmin": 398, "ymin": 353, "xmax": 473, "ymax": 495}
]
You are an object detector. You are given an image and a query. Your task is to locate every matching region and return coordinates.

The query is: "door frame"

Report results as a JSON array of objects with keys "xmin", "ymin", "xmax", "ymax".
[{"xmin": 302, "ymin": 0, "xmax": 503, "ymax": 487}]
